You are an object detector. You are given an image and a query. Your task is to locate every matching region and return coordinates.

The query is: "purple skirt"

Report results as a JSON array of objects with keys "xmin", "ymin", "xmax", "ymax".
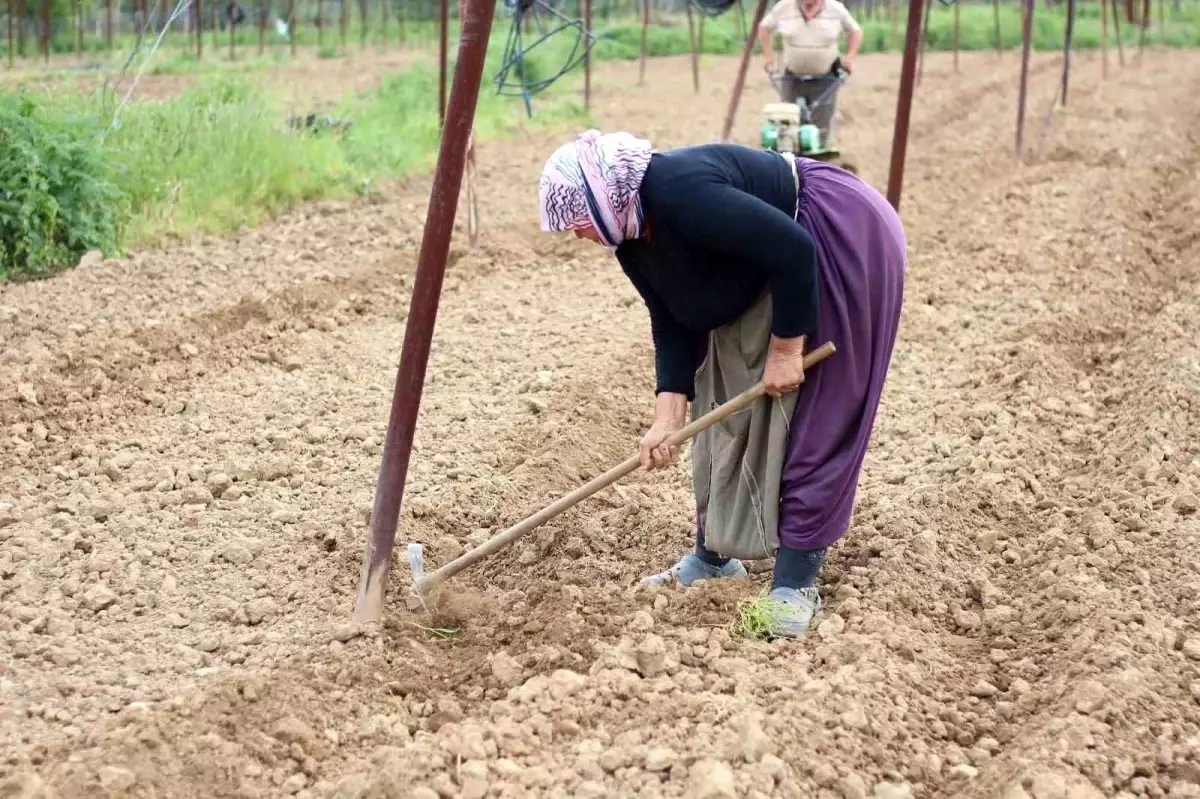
[{"xmin": 778, "ymin": 159, "xmax": 906, "ymax": 550}]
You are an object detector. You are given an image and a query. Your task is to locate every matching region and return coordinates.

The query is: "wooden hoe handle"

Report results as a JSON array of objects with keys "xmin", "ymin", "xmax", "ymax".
[{"xmin": 414, "ymin": 340, "xmax": 837, "ymax": 593}]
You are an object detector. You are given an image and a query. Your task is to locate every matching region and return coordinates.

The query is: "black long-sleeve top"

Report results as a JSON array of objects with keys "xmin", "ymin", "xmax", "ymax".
[{"xmin": 615, "ymin": 143, "xmax": 818, "ymax": 401}]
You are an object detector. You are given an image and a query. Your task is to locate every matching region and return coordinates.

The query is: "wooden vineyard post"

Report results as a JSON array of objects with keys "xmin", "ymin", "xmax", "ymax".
[
  {"xmin": 6, "ymin": 0, "xmax": 13, "ymax": 69},
  {"xmin": 638, "ymin": 0, "xmax": 648, "ymax": 85},
  {"xmin": 351, "ymin": 0, "xmax": 497, "ymax": 626},
  {"xmin": 106, "ymin": 0, "xmax": 113, "ymax": 50},
  {"xmin": 210, "ymin": 2, "xmax": 218, "ymax": 51},
  {"xmin": 1015, "ymin": 0, "xmax": 1034, "ymax": 157},
  {"xmin": 719, "ymin": 0, "xmax": 769, "ymax": 141},
  {"xmin": 16, "ymin": 0, "xmax": 24, "ymax": 58},
  {"xmin": 1061, "ymin": 0, "xmax": 1075, "ymax": 103},
  {"xmin": 1137, "ymin": 0, "xmax": 1149, "ymax": 58},
  {"xmin": 885, "ymin": 0, "xmax": 924, "ymax": 210},
  {"xmin": 953, "ymin": 0, "xmax": 959, "ymax": 71},
  {"xmin": 992, "ymin": 0, "xmax": 1000, "ymax": 52},
  {"xmin": 584, "ymin": 0, "xmax": 591, "ymax": 109},
  {"xmin": 438, "ymin": 0, "xmax": 447, "ymax": 125},
  {"xmin": 918, "ymin": 0, "xmax": 932, "ymax": 83},
  {"xmin": 398, "ymin": 0, "xmax": 405, "ymax": 44},
  {"xmin": 1111, "ymin": 0, "xmax": 1125, "ymax": 66},
  {"xmin": 1102, "ymin": 0, "xmax": 1109, "ymax": 75},
  {"xmin": 686, "ymin": 0, "xmax": 699, "ymax": 92},
  {"xmin": 460, "ymin": 0, "xmax": 479, "ymax": 248}
]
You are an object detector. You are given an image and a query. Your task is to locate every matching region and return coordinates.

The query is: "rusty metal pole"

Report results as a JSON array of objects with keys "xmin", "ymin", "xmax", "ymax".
[
  {"xmin": 1015, "ymin": 0, "xmax": 1034, "ymax": 156},
  {"xmin": 584, "ymin": 0, "xmax": 591, "ymax": 109},
  {"xmin": 885, "ymin": 0, "xmax": 924, "ymax": 210},
  {"xmin": 438, "ymin": 0, "xmax": 447, "ymax": 125},
  {"xmin": 352, "ymin": 0, "xmax": 497, "ymax": 625},
  {"xmin": 638, "ymin": 0, "xmax": 648, "ymax": 85},
  {"xmin": 719, "ymin": 0, "xmax": 768, "ymax": 140},
  {"xmin": 686, "ymin": 0, "xmax": 699, "ymax": 92},
  {"xmin": 1111, "ymin": 0, "xmax": 1125, "ymax": 66},
  {"xmin": 1061, "ymin": 0, "xmax": 1075, "ymax": 103}
]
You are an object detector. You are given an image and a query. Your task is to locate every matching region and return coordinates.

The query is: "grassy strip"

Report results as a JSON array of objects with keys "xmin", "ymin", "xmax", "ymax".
[
  {"xmin": 4, "ymin": 1, "xmax": 1199, "ymax": 67},
  {"xmin": 0, "ymin": 41, "xmax": 584, "ymax": 281},
  {"xmin": 3, "ymin": 0, "xmax": 1196, "ymax": 279},
  {"xmin": 592, "ymin": 1, "xmax": 1200, "ymax": 59}
]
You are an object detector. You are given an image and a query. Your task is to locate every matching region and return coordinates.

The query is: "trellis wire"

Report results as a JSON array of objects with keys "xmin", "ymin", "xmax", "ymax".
[
  {"xmin": 492, "ymin": 0, "xmax": 597, "ymax": 117},
  {"xmin": 101, "ymin": 0, "xmax": 192, "ymax": 142}
]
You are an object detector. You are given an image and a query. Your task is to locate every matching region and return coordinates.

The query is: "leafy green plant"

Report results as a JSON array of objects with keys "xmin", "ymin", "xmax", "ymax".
[{"xmin": 0, "ymin": 94, "xmax": 123, "ymax": 281}]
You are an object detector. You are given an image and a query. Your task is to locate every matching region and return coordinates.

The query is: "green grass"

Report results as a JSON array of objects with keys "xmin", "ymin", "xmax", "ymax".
[
  {"xmin": 0, "ymin": 34, "xmax": 585, "ymax": 280},
  {"xmin": 2, "ymin": 1, "xmax": 1198, "ymax": 67},
  {"xmin": 592, "ymin": 1, "xmax": 1200, "ymax": 59},
  {"xmin": 730, "ymin": 589, "xmax": 791, "ymax": 640},
  {"xmin": 2, "ymin": 1, "xmax": 1197, "ymax": 279}
]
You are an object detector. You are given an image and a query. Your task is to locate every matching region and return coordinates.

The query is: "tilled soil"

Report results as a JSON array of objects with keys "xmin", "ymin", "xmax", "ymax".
[{"xmin": 3, "ymin": 49, "xmax": 1200, "ymax": 799}]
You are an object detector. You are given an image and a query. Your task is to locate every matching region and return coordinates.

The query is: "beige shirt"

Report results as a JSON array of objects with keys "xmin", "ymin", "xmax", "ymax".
[{"xmin": 760, "ymin": 0, "xmax": 860, "ymax": 76}]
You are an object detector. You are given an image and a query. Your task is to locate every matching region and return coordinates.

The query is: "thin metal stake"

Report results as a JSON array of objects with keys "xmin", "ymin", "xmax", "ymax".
[
  {"xmin": 352, "ymin": 0, "xmax": 498, "ymax": 625},
  {"xmin": 885, "ymin": 0, "xmax": 924, "ymax": 210},
  {"xmin": 719, "ymin": 0, "xmax": 769, "ymax": 141}
]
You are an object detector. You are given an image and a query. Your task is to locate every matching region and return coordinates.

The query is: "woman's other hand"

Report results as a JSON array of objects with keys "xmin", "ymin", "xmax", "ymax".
[
  {"xmin": 640, "ymin": 392, "xmax": 688, "ymax": 469},
  {"xmin": 762, "ymin": 334, "xmax": 807, "ymax": 398}
]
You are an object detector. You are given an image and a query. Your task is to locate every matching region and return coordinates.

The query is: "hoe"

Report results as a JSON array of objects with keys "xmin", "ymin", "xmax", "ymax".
[{"xmin": 405, "ymin": 340, "xmax": 836, "ymax": 611}]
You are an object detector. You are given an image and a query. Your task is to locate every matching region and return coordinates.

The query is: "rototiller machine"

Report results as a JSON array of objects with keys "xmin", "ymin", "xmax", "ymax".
[{"xmin": 758, "ymin": 61, "xmax": 856, "ymax": 174}]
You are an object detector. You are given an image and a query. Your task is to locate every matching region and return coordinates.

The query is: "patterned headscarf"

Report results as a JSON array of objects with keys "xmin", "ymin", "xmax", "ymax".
[{"xmin": 537, "ymin": 130, "xmax": 655, "ymax": 249}]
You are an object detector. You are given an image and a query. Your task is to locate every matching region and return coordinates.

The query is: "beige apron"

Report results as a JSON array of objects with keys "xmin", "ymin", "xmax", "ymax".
[{"xmin": 690, "ymin": 290, "xmax": 798, "ymax": 561}]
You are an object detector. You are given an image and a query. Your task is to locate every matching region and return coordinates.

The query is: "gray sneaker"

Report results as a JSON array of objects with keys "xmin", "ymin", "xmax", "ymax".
[
  {"xmin": 764, "ymin": 586, "xmax": 822, "ymax": 638},
  {"xmin": 639, "ymin": 553, "xmax": 748, "ymax": 589}
]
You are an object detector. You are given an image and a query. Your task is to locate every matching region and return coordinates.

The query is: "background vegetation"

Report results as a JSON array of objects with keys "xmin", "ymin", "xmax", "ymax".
[{"xmin": 2, "ymin": 0, "xmax": 1195, "ymax": 280}]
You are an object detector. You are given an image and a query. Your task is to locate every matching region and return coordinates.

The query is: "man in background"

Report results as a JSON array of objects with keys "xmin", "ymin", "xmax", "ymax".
[{"xmin": 758, "ymin": 0, "xmax": 863, "ymax": 147}]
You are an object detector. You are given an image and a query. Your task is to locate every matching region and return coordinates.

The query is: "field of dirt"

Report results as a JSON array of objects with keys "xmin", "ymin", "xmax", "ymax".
[{"xmin": 3, "ymin": 46, "xmax": 1200, "ymax": 799}]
